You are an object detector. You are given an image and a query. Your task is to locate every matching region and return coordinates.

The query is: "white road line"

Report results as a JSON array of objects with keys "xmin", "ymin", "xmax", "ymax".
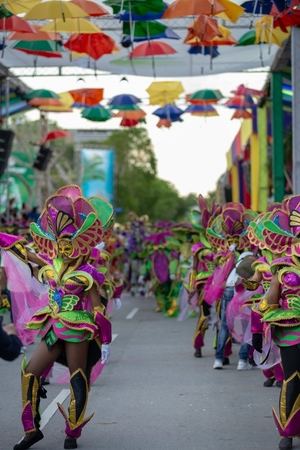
[
  {"xmin": 112, "ymin": 333, "xmax": 118, "ymax": 342},
  {"xmin": 40, "ymin": 389, "xmax": 70, "ymax": 430},
  {"xmin": 126, "ymin": 307, "xmax": 139, "ymax": 320}
]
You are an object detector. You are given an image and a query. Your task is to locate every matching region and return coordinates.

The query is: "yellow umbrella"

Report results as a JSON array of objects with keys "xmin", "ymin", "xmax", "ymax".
[
  {"xmin": 40, "ymin": 91, "xmax": 74, "ymax": 112},
  {"xmin": 217, "ymin": 0, "xmax": 244, "ymax": 23},
  {"xmin": 146, "ymin": 81, "xmax": 184, "ymax": 106},
  {"xmin": 25, "ymin": 1, "xmax": 88, "ymax": 20},
  {"xmin": 0, "ymin": 0, "xmax": 39, "ymax": 14},
  {"xmin": 41, "ymin": 18, "xmax": 101, "ymax": 33},
  {"xmin": 255, "ymin": 16, "xmax": 290, "ymax": 46}
]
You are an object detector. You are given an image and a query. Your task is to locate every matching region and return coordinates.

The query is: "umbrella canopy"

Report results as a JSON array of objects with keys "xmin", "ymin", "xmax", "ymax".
[
  {"xmin": 153, "ymin": 103, "xmax": 184, "ymax": 120},
  {"xmin": 0, "ymin": 16, "xmax": 34, "ymax": 33},
  {"xmin": 241, "ymin": 0, "xmax": 272, "ymax": 14},
  {"xmin": 69, "ymin": 88, "xmax": 104, "ymax": 105},
  {"xmin": 184, "ymin": 16, "xmax": 221, "ymax": 44},
  {"xmin": 114, "ymin": 108, "xmax": 146, "ymax": 120},
  {"xmin": 81, "ymin": 105, "xmax": 112, "ymax": 121},
  {"xmin": 231, "ymin": 109, "xmax": 253, "ymax": 119},
  {"xmin": 71, "ymin": 0, "xmax": 109, "ymax": 16},
  {"xmin": 236, "ymin": 29, "xmax": 256, "ymax": 46},
  {"xmin": 0, "ymin": 0, "xmax": 39, "ymax": 15},
  {"xmin": 120, "ymin": 118, "xmax": 140, "ymax": 127},
  {"xmin": 26, "ymin": 89, "xmax": 59, "ymax": 100},
  {"xmin": 25, "ymin": 1, "xmax": 88, "ymax": 20},
  {"xmin": 8, "ymin": 26, "xmax": 60, "ymax": 41},
  {"xmin": 64, "ymin": 33, "xmax": 118, "ymax": 60},
  {"xmin": 163, "ymin": 0, "xmax": 225, "ymax": 18},
  {"xmin": 255, "ymin": 16, "xmax": 290, "ymax": 45},
  {"xmin": 156, "ymin": 118, "xmax": 172, "ymax": 128},
  {"xmin": 185, "ymin": 104, "xmax": 219, "ymax": 116},
  {"xmin": 217, "ymin": 0, "xmax": 244, "ymax": 23},
  {"xmin": 108, "ymin": 94, "xmax": 141, "ymax": 107},
  {"xmin": 42, "ymin": 129, "xmax": 71, "ymax": 143},
  {"xmin": 147, "ymin": 81, "xmax": 184, "ymax": 106},
  {"xmin": 130, "ymin": 41, "xmax": 176, "ymax": 57},
  {"xmin": 122, "ymin": 21, "xmax": 179, "ymax": 42},
  {"xmin": 104, "ymin": 0, "xmax": 165, "ymax": 16},
  {"xmin": 13, "ymin": 40, "xmax": 62, "ymax": 53},
  {"xmin": 29, "ymin": 98, "xmax": 63, "ymax": 107},
  {"xmin": 186, "ymin": 89, "xmax": 223, "ymax": 104},
  {"xmin": 41, "ymin": 18, "xmax": 101, "ymax": 34},
  {"xmin": 225, "ymin": 94, "xmax": 255, "ymax": 108},
  {"xmin": 274, "ymin": 5, "xmax": 300, "ymax": 30}
]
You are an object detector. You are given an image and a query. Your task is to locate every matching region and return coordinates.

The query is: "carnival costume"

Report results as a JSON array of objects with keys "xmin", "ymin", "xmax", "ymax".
[
  {"xmin": 0, "ymin": 185, "xmax": 113, "ymax": 450},
  {"xmin": 248, "ymin": 196, "xmax": 300, "ymax": 448}
]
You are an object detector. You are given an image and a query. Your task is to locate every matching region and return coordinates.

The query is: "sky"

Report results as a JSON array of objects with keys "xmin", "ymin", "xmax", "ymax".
[{"xmin": 21, "ymin": 71, "xmax": 268, "ymax": 197}]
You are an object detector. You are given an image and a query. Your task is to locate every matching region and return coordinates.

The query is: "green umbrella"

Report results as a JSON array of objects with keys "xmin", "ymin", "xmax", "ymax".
[
  {"xmin": 188, "ymin": 89, "xmax": 224, "ymax": 103},
  {"xmin": 123, "ymin": 20, "xmax": 166, "ymax": 38},
  {"xmin": 26, "ymin": 89, "xmax": 59, "ymax": 100},
  {"xmin": 104, "ymin": 0, "xmax": 165, "ymax": 15},
  {"xmin": 14, "ymin": 40, "xmax": 62, "ymax": 53},
  {"xmin": 0, "ymin": 5, "xmax": 13, "ymax": 18},
  {"xmin": 236, "ymin": 29, "xmax": 256, "ymax": 46},
  {"xmin": 81, "ymin": 105, "xmax": 111, "ymax": 122}
]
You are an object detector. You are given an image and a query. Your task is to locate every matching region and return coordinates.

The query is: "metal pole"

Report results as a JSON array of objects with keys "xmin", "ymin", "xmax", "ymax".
[
  {"xmin": 271, "ymin": 72, "xmax": 285, "ymax": 202},
  {"xmin": 4, "ymin": 77, "xmax": 9, "ymax": 129},
  {"xmin": 292, "ymin": 27, "xmax": 300, "ymax": 194}
]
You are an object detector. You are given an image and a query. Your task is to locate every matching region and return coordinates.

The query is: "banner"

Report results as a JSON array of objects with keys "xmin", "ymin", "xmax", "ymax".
[{"xmin": 80, "ymin": 148, "xmax": 115, "ymax": 203}]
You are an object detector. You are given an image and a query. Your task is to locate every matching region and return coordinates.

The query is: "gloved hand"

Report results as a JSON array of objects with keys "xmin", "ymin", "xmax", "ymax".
[
  {"xmin": 114, "ymin": 298, "xmax": 122, "ymax": 310},
  {"xmin": 252, "ymin": 333, "xmax": 263, "ymax": 353},
  {"xmin": 101, "ymin": 344, "xmax": 111, "ymax": 364}
]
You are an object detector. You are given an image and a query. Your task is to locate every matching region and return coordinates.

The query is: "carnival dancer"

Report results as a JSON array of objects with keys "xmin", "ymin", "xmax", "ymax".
[
  {"xmin": 0, "ymin": 185, "xmax": 113, "ymax": 450},
  {"xmin": 248, "ymin": 196, "xmax": 300, "ymax": 450}
]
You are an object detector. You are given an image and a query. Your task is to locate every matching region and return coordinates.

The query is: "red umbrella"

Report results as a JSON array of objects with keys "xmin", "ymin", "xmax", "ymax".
[
  {"xmin": 0, "ymin": 16, "xmax": 34, "ymax": 33},
  {"xmin": 8, "ymin": 26, "xmax": 60, "ymax": 41},
  {"xmin": 130, "ymin": 41, "xmax": 176, "ymax": 58},
  {"xmin": 64, "ymin": 33, "xmax": 118, "ymax": 60},
  {"xmin": 232, "ymin": 84, "xmax": 263, "ymax": 97},
  {"xmin": 71, "ymin": 0, "xmax": 109, "ymax": 16},
  {"xmin": 120, "ymin": 118, "xmax": 140, "ymax": 127},
  {"xmin": 69, "ymin": 88, "xmax": 104, "ymax": 105},
  {"xmin": 41, "ymin": 129, "xmax": 71, "ymax": 144},
  {"xmin": 231, "ymin": 109, "xmax": 252, "ymax": 119},
  {"xmin": 274, "ymin": 4, "xmax": 300, "ymax": 30},
  {"xmin": 15, "ymin": 48, "xmax": 62, "ymax": 58}
]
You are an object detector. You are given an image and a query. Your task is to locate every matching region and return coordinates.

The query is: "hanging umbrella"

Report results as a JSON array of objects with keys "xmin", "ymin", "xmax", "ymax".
[
  {"xmin": 153, "ymin": 103, "xmax": 184, "ymax": 121},
  {"xmin": 64, "ymin": 33, "xmax": 118, "ymax": 60},
  {"xmin": 0, "ymin": 16, "xmax": 34, "ymax": 33},
  {"xmin": 16, "ymin": 48, "xmax": 62, "ymax": 58},
  {"xmin": 28, "ymin": 98, "xmax": 63, "ymax": 107},
  {"xmin": 274, "ymin": 5, "xmax": 300, "ymax": 30},
  {"xmin": 25, "ymin": 1, "xmax": 88, "ymax": 19},
  {"xmin": 147, "ymin": 81, "xmax": 184, "ymax": 106},
  {"xmin": 184, "ymin": 16, "xmax": 222, "ymax": 44},
  {"xmin": 225, "ymin": 94, "xmax": 255, "ymax": 109},
  {"xmin": 120, "ymin": 117, "xmax": 145, "ymax": 127},
  {"xmin": 108, "ymin": 94, "xmax": 141, "ymax": 107},
  {"xmin": 104, "ymin": 0, "xmax": 165, "ymax": 16},
  {"xmin": 186, "ymin": 89, "xmax": 223, "ymax": 104},
  {"xmin": 42, "ymin": 130, "xmax": 71, "ymax": 144},
  {"xmin": 255, "ymin": 15, "xmax": 290, "ymax": 45},
  {"xmin": 188, "ymin": 45, "xmax": 220, "ymax": 58},
  {"xmin": 69, "ymin": 88, "xmax": 104, "ymax": 106},
  {"xmin": 241, "ymin": 0, "xmax": 272, "ymax": 14},
  {"xmin": 13, "ymin": 40, "xmax": 62, "ymax": 53},
  {"xmin": 81, "ymin": 105, "xmax": 112, "ymax": 121},
  {"xmin": 217, "ymin": 0, "xmax": 244, "ymax": 23},
  {"xmin": 185, "ymin": 104, "xmax": 219, "ymax": 116},
  {"xmin": 41, "ymin": 18, "xmax": 101, "ymax": 34},
  {"xmin": 0, "ymin": 0, "xmax": 39, "ymax": 15},
  {"xmin": 163, "ymin": 0, "xmax": 225, "ymax": 18},
  {"xmin": 8, "ymin": 26, "xmax": 60, "ymax": 41},
  {"xmin": 26, "ymin": 89, "xmax": 59, "ymax": 100},
  {"xmin": 71, "ymin": 0, "xmax": 109, "ymax": 16},
  {"xmin": 205, "ymin": 25, "xmax": 236, "ymax": 45},
  {"xmin": 236, "ymin": 29, "xmax": 256, "ymax": 46},
  {"xmin": 130, "ymin": 41, "xmax": 176, "ymax": 57},
  {"xmin": 231, "ymin": 109, "xmax": 253, "ymax": 119},
  {"xmin": 232, "ymin": 84, "xmax": 263, "ymax": 97},
  {"xmin": 122, "ymin": 20, "xmax": 179, "ymax": 42},
  {"xmin": 156, "ymin": 118, "xmax": 172, "ymax": 128},
  {"xmin": 114, "ymin": 109, "xmax": 146, "ymax": 120},
  {"xmin": 40, "ymin": 92, "xmax": 74, "ymax": 111}
]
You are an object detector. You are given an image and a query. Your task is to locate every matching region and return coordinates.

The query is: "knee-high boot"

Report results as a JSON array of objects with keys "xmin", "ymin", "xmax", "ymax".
[
  {"xmin": 58, "ymin": 369, "xmax": 93, "ymax": 440},
  {"xmin": 273, "ymin": 371, "xmax": 300, "ymax": 437}
]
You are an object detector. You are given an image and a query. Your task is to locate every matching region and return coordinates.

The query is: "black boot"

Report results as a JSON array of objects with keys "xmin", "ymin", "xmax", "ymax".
[
  {"xmin": 64, "ymin": 437, "xmax": 77, "ymax": 449},
  {"xmin": 264, "ymin": 377, "xmax": 275, "ymax": 387},
  {"xmin": 223, "ymin": 357, "xmax": 230, "ymax": 366},
  {"xmin": 13, "ymin": 430, "xmax": 44, "ymax": 450},
  {"xmin": 279, "ymin": 437, "xmax": 293, "ymax": 450},
  {"xmin": 194, "ymin": 348, "xmax": 202, "ymax": 358}
]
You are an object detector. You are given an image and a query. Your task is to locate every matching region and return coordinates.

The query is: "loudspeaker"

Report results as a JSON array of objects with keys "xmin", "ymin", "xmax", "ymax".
[
  {"xmin": 33, "ymin": 145, "xmax": 53, "ymax": 171},
  {"xmin": 0, "ymin": 129, "xmax": 14, "ymax": 176}
]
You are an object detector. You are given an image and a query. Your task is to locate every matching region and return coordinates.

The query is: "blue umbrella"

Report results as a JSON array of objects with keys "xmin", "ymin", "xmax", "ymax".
[
  {"xmin": 117, "ymin": 2, "xmax": 168, "ymax": 20},
  {"xmin": 108, "ymin": 94, "xmax": 141, "ymax": 107},
  {"xmin": 185, "ymin": 104, "xmax": 217, "ymax": 113},
  {"xmin": 188, "ymin": 45, "xmax": 220, "ymax": 58},
  {"xmin": 153, "ymin": 104, "xmax": 184, "ymax": 121},
  {"xmin": 241, "ymin": 0, "xmax": 272, "ymax": 14}
]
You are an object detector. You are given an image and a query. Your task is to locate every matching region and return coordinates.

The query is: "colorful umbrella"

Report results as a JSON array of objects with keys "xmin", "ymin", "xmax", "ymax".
[
  {"xmin": 71, "ymin": 0, "xmax": 109, "ymax": 16},
  {"xmin": 64, "ymin": 33, "xmax": 118, "ymax": 60},
  {"xmin": 104, "ymin": 0, "xmax": 165, "ymax": 16},
  {"xmin": 29, "ymin": 98, "xmax": 63, "ymax": 107},
  {"xmin": 108, "ymin": 94, "xmax": 141, "ymax": 107},
  {"xmin": 185, "ymin": 104, "xmax": 219, "ymax": 116},
  {"xmin": 0, "ymin": 0, "xmax": 39, "ymax": 15},
  {"xmin": 81, "ymin": 105, "xmax": 111, "ymax": 121},
  {"xmin": 163, "ymin": 0, "xmax": 225, "ymax": 18},
  {"xmin": 184, "ymin": 16, "xmax": 221, "ymax": 44},
  {"xmin": 8, "ymin": 26, "xmax": 60, "ymax": 41},
  {"xmin": 236, "ymin": 29, "xmax": 256, "ymax": 46},
  {"xmin": 147, "ymin": 81, "xmax": 184, "ymax": 106},
  {"xmin": 153, "ymin": 103, "xmax": 184, "ymax": 121},
  {"xmin": 231, "ymin": 109, "xmax": 253, "ymax": 119},
  {"xmin": 40, "ymin": 92, "xmax": 74, "ymax": 112},
  {"xmin": 225, "ymin": 94, "xmax": 255, "ymax": 109},
  {"xmin": 25, "ymin": 1, "xmax": 88, "ymax": 20},
  {"xmin": 130, "ymin": 41, "xmax": 176, "ymax": 57},
  {"xmin": 187, "ymin": 89, "xmax": 223, "ymax": 104},
  {"xmin": 156, "ymin": 118, "xmax": 172, "ymax": 128},
  {"xmin": 42, "ymin": 130, "xmax": 71, "ymax": 144},
  {"xmin": 41, "ymin": 18, "xmax": 101, "ymax": 34},
  {"xmin": 0, "ymin": 16, "xmax": 34, "ymax": 33},
  {"xmin": 26, "ymin": 89, "xmax": 59, "ymax": 100},
  {"xmin": 13, "ymin": 40, "xmax": 62, "ymax": 53},
  {"xmin": 69, "ymin": 88, "xmax": 104, "ymax": 106},
  {"xmin": 122, "ymin": 21, "xmax": 179, "ymax": 42}
]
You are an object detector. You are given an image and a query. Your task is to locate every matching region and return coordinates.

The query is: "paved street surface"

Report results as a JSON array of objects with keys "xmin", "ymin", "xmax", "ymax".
[{"xmin": 1, "ymin": 294, "xmax": 299, "ymax": 450}]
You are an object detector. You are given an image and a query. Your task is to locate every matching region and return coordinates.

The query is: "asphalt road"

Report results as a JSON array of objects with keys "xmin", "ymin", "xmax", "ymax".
[{"xmin": 1, "ymin": 294, "xmax": 298, "ymax": 450}]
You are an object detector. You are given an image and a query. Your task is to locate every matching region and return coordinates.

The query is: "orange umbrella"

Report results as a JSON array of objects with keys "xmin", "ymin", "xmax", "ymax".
[
  {"xmin": 71, "ymin": 0, "xmax": 109, "ymax": 16},
  {"xmin": 157, "ymin": 119, "xmax": 172, "ymax": 128},
  {"xmin": 69, "ymin": 88, "xmax": 104, "ymax": 105},
  {"xmin": 8, "ymin": 26, "xmax": 60, "ymax": 41},
  {"xmin": 163, "ymin": 0, "xmax": 225, "ymax": 18},
  {"xmin": 114, "ymin": 109, "xmax": 146, "ymax": 120},
  {"xmin": 29, "ymin": 98, "xmax": 63, "ymax": 107},
  {"xmin": 231, "ymin": 109, "xmax": 252, "ymax": 119},
  {"xmin": 184, "ymin": 16, "xmax": 221, "ymax": 44}
]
